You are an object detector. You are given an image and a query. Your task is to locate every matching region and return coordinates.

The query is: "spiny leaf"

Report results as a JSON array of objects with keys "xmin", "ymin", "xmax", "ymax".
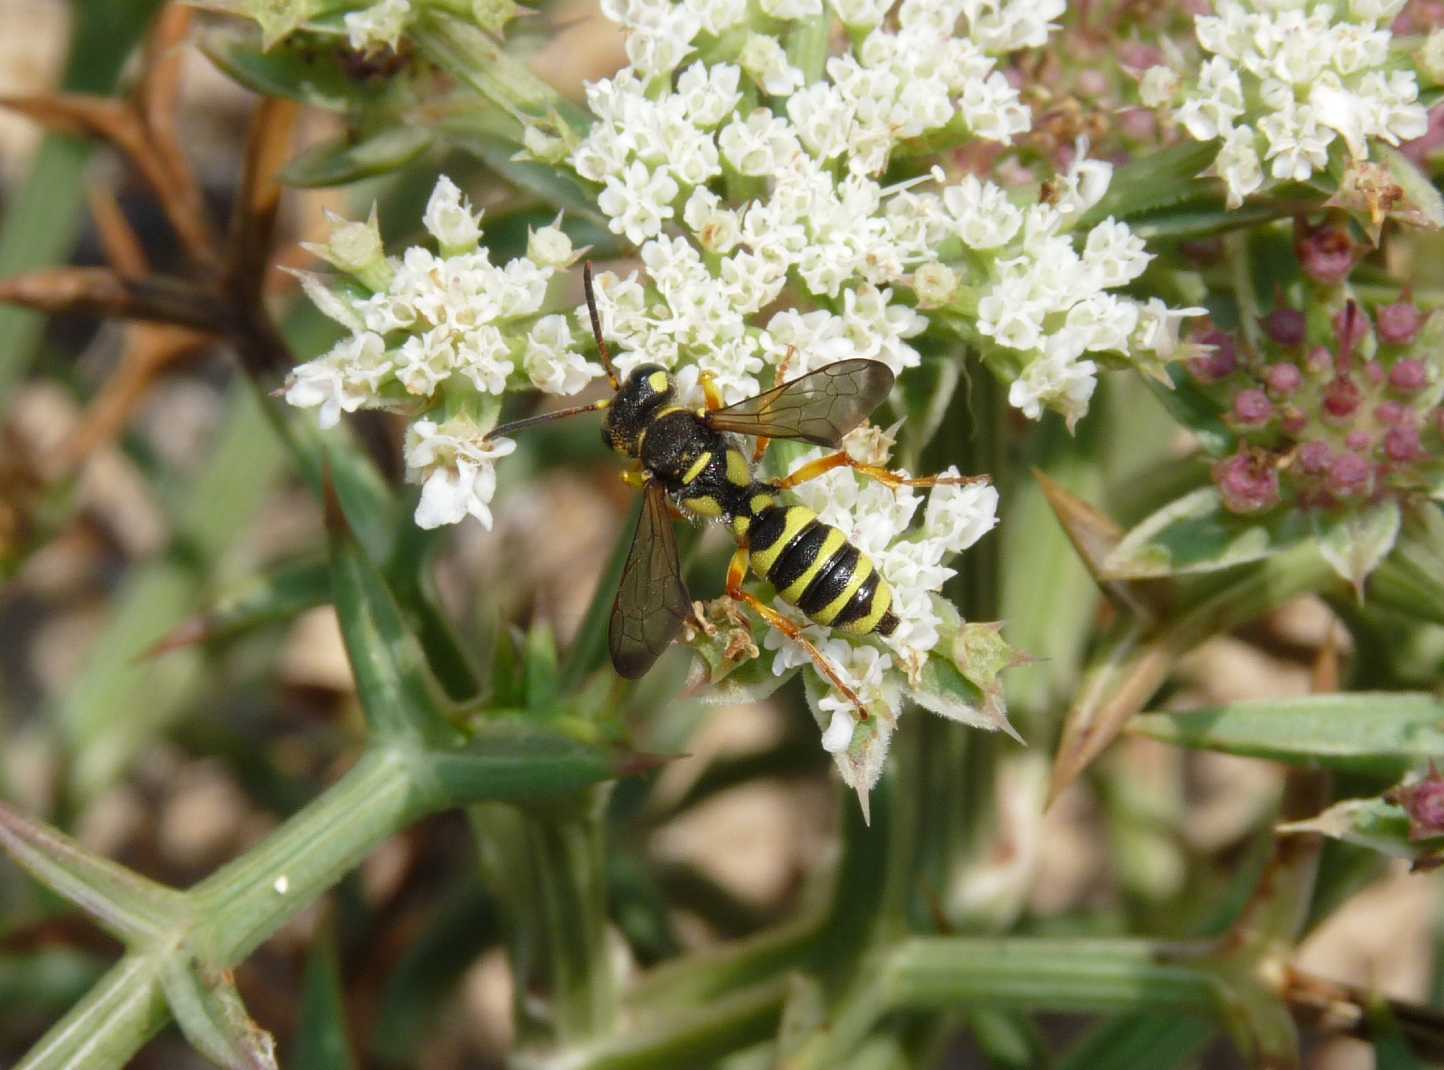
[
  {"xmin": 0, "ymin": 801, "xmax": 188, "ymax": 946},
  {"xmin": 1103, "ymin": 487, "xmax": 1310, "ymax": 580},
  {"xmin": 199, "ymin": 25, "xmax": 387, "ymax": 111},
  {"xmin": 1130, "ymin": 692, "xmax": 1444, "ymax": 779},
  {"xmin": 159, "ymin": 959, "xmax": 278, "ymax": 1070},
  {"xmin": 1049, "ymin": 543, "xmax": 1335, "ymax": 804},
  {"xmin": 1279, "ymin": 796, "xmax": 1443, "ymax": 868},
  {"xmin": 280, "ymin": 126, "xmax": 434, "ymax": 187},
  {"xmin": 326, "ymin": 482, "xmax": 459, "ymax": 744},
  {"xmin": 1077, "ymin": 139, "xmax": 1220, "ymax": 228},
  {"xmin": 1312, "ymin": 500, "xmax": 1402, "ymax": 595}
]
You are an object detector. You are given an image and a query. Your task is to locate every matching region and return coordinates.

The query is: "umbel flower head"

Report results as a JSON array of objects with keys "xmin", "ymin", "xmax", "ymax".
[
  {"xmin": 1140, "ymin": 0, "xmax": 1429, "ymax": 208},
  {"xmin": 526, "ymin": 0, "xmax": 1198, "ymax": 428}
]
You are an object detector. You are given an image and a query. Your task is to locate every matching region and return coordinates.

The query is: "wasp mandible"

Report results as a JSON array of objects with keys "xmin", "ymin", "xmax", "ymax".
[{"xmin": 487, "ymin": 265, "xmax": 972, "ymax": 718}]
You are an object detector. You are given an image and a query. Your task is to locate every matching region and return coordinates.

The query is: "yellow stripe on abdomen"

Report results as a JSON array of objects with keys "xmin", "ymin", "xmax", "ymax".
[
  {"xmin": 812, "ymin": 556, "xmax": 873, "ymax": 625},
  {"xmin": 748, "ymin": 505, "xmax": 814, "ymax": 578}
]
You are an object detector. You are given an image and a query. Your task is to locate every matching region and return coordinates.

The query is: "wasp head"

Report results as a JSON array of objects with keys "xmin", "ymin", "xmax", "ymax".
[{"xmin": 603, "ymin": 364, "xmax": 673, "ymax": 456}]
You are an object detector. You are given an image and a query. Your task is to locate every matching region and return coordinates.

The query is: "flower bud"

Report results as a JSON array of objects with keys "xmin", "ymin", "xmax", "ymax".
[
  {"xmin": 304, "ymin": 207, "xmax": 387, "ymax": 284},
  {"xmin": 1188, "ymin": 328, "xmax": 1238, "ymax": 382},
  {"xmin": 1281, "ymin": 407, "xmax": 1308, "ymax": 435},
  {"xmin": 1298, "ymin": 440, "xmax": 1333, "ymax": 474},
  {"xmin": 1386, "ymin": 426, "xmax": 1423, "ymax": 462},
  {"xmin": 1377, "ymin": 302, "xmax": 1423, "ymax": 345},
  {"xmin": 1265, "ymin": 362, "xmax": 1302, "ymax": 395},
  {"xmin": 1262, "ymin": 307, "xmax": 1305, "ymax": 347},
  {"xmin": 1297, "ymin": 221, "xmax": 1356, "ymax": 285},
  {"xmin": 1389, "ymin": 359, "xmax": 1428, "ymax": 392},
  {"xmin": 1139, "ymin": 66, "xmax": 1180, "ymax": 107},
  {"xmin": 527, "ymin": 220, "xmax": 575, "ymax": 269},
  {"xmin": 1305, "ymin": 346, "xmax": 1333, "ymax": 377},
  {"xmin": 1231, "ymin": 388, "xmax": 1273, "ymax": 427},
  {"xmin": 1345, "ymin": 429, "xmax": 1372, "ymax": 452},
  {"xmin": 1322, "ymin": 375, "xmax": 1361, "ymax": 419},
  {"xmin": 1213, "ymin": 451, "xmax": 1281, "ymax": 514},
  {"xmin": 1375, "ymin": 400, "xmax": 1407, "ymax": 426},
  {"xmin": 1332, "ymin": 303, "xmax": 1370, "ymax": 354},
  {"xmin": 1326, "ymin": 453, "xmax": 1372, "ymax": 496},
  {"xmin": 913, "ymin": 262, "xmax": 960, "ymax": 308},
  {"xmin": 523, "ymin": 123, "xmax": 568, "ymax": 164},
  {"xmin": 1387, "ymin": 764, "xmax": 1444, "ymax": 841}
]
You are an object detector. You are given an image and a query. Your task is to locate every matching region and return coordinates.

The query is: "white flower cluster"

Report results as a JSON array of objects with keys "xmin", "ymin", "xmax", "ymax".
[
  {"xmin": 763, "ymin": 437, "xmax": 999, "ymax": 787},
  {"xmin": 549, "ymin": 0, "xmax": 1184, "ymax": 425},
  {"xmin": 1144, "ymin": 0, "xmax": 1429, "ymax": 207},
  {"xmin": 284, "ymin": 177, "xmax": 602, "ymax": 529}
]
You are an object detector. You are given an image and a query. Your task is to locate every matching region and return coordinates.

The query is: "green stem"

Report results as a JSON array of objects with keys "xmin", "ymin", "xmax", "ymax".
[{"xmin": 16, "ymin": 954, "xmax": 170, "ymax": 1070}]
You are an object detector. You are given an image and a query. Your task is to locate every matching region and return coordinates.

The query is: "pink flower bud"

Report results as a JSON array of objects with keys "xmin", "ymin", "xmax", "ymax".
[
  {"xmin": 1231, "ymin": 388, "xmax": 1274, "ymax": 427},
  {"xmin": 1332, "ymin": 303, "xmax": 1370, "ymax": 362},
  {"xmin": 1298, "ymin": 440, "xmax": 1333, "ymax": 474},
  {"xmin": 1326, "ymin": 453, "xmax": 1372, "ymax": 496},
  {"xmin": 1387, "ymin": 764, "xmax": 1444, "ymax": 841},
  {"xmin": 1364, "ymin": 361, "xmax": 1385, "ymax": 385},
  {"xmin": 1376, "ymin": 400, "xmax": 1407, "ymax": 426},
  {"xmin": 1345, "ymin": 429, "xmax": 1373, "ymax": 452},
  {"xmin": 1188, "ymin": 329, "xmax": 1238, "ymax": 382},
  {"xmin": 1281, "ymin": 408, "xmax": 1308, "ymax": 434},
  {"xmin": 1390, "ymin": 359, "xmax": 1428, "ymax": 392},
  {"xmin": 1305, "ymin": 346, "xmax": 1334, "ymax": 377},
  {"xmin": 1212, "ymin": 451, "xmax": 1281, "ymax": 514},
  {"xmin": 1377, "ymin": 302, "xmax": 1423, "ymax": 345},
  {"xmin": 1265, "ymin": 362, "xmax": 1302, "ymax": 395},
  {"xmin": 1262, "ymin": 307, "xmax": 1306, "ymax": 347},
  {"xmin": 1323, "ymin": 376, "xmax": 1362, "ymax": 419},
  {"xmin": 1297, "ymin": 222, "xmax": 1357, "ymax": 285},
  {"xmin": 1386, "ymin": 426, "xmax": 1423, "ymax": 462}
]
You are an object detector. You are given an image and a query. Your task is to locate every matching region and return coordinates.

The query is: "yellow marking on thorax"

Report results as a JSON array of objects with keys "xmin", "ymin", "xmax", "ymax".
[
  {"xmin": 750, "ymin": 493, "xmax": 775, "ymax": 515},
  {"xmin": 685, "ymin": 494, "xmax": 723, "ymax": 518},
  {"xmin": 682, "ymin": 451, "xmax": 713, "ymax": 485},
  {"xmin": 725, "ymin": 449, "xmax": 751, "ymax": 487},
  {"xmin": 731, "ymin": 514, "xmax": 751, "ymax": 537},
  {"xmin": 812, "ymin": 556, "xmax": 874, "ymax": 626},
  {"xmin": 836, "ymin": 579, "xmax": 893, "ymax": 635},
  {"xmin": 748, "ymin": 506, "xmax": 814, "ymax": 576},
  {"xmin": 648, "ymin": 371, "xmax": 669, "ymax": 392},
  {"xmin": 653, "ymin": 405, "xmax": 687, "ymax": 420},
  {"xmin": 778, "ymin": 528, "xmax": 847, "ymax": 603}
]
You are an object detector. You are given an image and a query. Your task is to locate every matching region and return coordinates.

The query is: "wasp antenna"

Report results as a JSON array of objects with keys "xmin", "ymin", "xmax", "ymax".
[
  {"xmin": 583, "ymin": 261, "xmax": 620, "ymax": 390},
  {"xmin": 486, "ymin": 398, "xmax": 611, "ymax": 440}
]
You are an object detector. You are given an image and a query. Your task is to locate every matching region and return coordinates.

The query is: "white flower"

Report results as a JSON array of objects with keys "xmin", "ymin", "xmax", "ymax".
[
  {"xmin": 422, "ymin": 176, "xmax": 481, "ymax": 250},
  {"xmin": 943, "ymin": 175, "xmax": 1023, "ymax": 250},
  {"xmin": 404, "ymin": 419, "xmax": 517, "ymax": 530},
  {"xmin": 284, "ymin": 332, "xmax": 389, "ymax": 428},
  {"xmin": 923, "ymin": 473, "xmax": 999, "ymax": 554},
  {"xmin": 524, "ymin": 315, "xmax": 602, "ymax": 395},
  {"xmin": 833, "ymin": 0, "xmax": 891, "ymax": 27},
  {"xmin": 527, "ymin": 218, "xmax": 575, "ymax": 269},
  {"xmin": 455, "ymin": 326, "xmax": 514, "ymax": 394},
  {"xmin": 676, "ymin": 61, "xmax": 743, "ymax": 128},
  {"xmin": 344, "ymin": 0, "xmax": 410, "ymax": 53},
  {"xmin": 395, "ymin": 327, "xmax": 457, "ymax": 396},
  {"xmin": 786, "ymin": 83, "xmax": 856, "ymax": 160},
  {"xmin": 684, "ymin": 0, "xmax": 748, "ymax": 35},
  {"xmin": 1215, "ymin": 126, "xmax": 1265, "ymax": 207},
  {"xmin": 740, "ymin": 33, "xmax": 806, "ymax": 96},
  {"xmin": 1139, "ymin": 65, "xmax": 1180, "ymax": 107},
  {"xmin": 598, "ymin": 161, "xmax": 680, "ymax": 244},
  {"xmin": 718, "ymin": 109, "xmax": 803, "ymax": 176}
]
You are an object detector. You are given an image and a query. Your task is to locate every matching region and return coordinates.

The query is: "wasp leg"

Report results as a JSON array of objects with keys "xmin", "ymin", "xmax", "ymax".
[
  {"xmin": 698, "ymin": 371, "xmax": 725, "ymax": 412},
  {"xmin": 751, "ymin": 348, "xmax": 795, "ymax": 463},
  {"xmin": 620, "ymin": 468, "xmax": 648, "ymax": 488},
  {"xmin": 725, "ymin": 546, "xmax": 869, "ymax": 721},
  {"xmin": 776, "ymin": 451, "xmax": 989, "ymax": 492}
]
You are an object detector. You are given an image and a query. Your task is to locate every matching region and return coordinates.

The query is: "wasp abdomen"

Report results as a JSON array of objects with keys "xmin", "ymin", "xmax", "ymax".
[{"xmin": 747, "ymin": 502, "xmax": 898, "ymax": 637}]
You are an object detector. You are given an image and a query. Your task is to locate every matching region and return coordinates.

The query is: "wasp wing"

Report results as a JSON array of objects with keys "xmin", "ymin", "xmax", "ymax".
[
  {"xmin": 704, "ymin": 359, "xmax": 895, "ymax": 447},
  {"xmin": 609, "ymin": 481, "xmax": 692, "ymax": 679}
]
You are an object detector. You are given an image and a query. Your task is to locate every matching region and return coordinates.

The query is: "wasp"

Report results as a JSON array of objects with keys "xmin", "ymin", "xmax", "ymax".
[{"xmin": 487, "ymin": 265, "xmax": 970, "ymax": 718}]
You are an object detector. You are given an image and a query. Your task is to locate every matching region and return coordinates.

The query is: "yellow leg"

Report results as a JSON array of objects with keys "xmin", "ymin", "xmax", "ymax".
[
  {"xmin": 726, "ymin": 547, "xmax": 869, "ymax": 721},
  {"xmin": 752, "ymin": 348, "xmax": 794, "ymax": 463},
  {"xmin": 777, "ymin": 451, "xmax": 989, "ymax": 492},
  {"xmin": 699, "ymin": 371, "xmax": 724, "ymax": 412}
]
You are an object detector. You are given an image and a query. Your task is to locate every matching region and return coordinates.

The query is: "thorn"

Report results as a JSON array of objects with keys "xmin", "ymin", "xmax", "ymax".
[
  {"xmin": 136, "ymin": 616, "xmax": 209, "ymax": 661},
  {"xmin": 614, "ymin": 750, "xmax": 684, "ymax": 778},
  {"xmin": 856, "ymin": 786, "xmax": 872, "ymax": 827}
]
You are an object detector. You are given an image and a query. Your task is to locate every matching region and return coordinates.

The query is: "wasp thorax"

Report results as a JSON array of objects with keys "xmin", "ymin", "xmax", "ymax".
[{"xmin": 603, "ymin": 363, "xmax": 673, "ymax": 456}]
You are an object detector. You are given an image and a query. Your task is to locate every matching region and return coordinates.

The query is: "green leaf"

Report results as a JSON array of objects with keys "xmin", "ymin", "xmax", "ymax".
[
  {"xmin": 280, "ymin": 126, "xmax": 434, "ymax": 187},
  {"xmin": 1078, "ymin": 140, "xmax": 1220, "ymax": 228},
  {"xmin": 1313, "ymin": 500, "xmax": 1402, "ymax": 592},
  {"xmin": 1371, "ymin": 503, "xmax": 1444, "ymax": 625},
  {"xmin": 146, "ymin": 555, "xmax": 330, "ymax": 658},
  {"xmin": 199, "ymin": 26, "xmax": 389, "ymax": 111},
  {"xmin": 1126, "ymin": 200, "xmax": 1289, "ymax": 242},
  {"xmin": 524, "ymin": 620, "xmax": 561, "ymax": 712},
  {"xmin": 1278, "ymin": 796, "xmax": 1443, "ymax": 866},
  {"xmin": 1130, "ymin": 692, "xmax": 1444, "ymax": 778},
  {"xmin": 1141, "ymin": 368, "xmax": 1235, "ymax": 458},
  {"xmin": 1057, "ymin": 1013, "xmax": 1214, "ymax": 1070},
  {"xmin": 1103, "ymin": 487, "xmax": 1308, "ymax": 579},
  {"xmin": 327, "ymin": 489, "xmax": 459, "ymax": 744},
  {"xmin": 159, "ymin": 958, "xmax": 278, "ymax": 1070},
  {"xmin": 0, "ymin": 800, "xmax": 188, "ymax": 946},
  {"xmin": 293, "ymin": 932, "xmax": 354, "ymax": 1070}
]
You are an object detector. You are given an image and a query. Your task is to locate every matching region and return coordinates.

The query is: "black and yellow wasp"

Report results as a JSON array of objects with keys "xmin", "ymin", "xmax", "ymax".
[{"xmin": 488, "ymin": 265, "xmax": 965, "ymax": 717}]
